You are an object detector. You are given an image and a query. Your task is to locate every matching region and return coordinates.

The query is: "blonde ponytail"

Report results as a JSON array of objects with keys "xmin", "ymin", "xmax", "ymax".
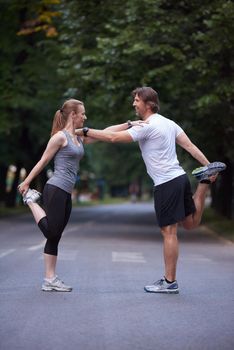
[{"xmin": 51, "ymin": 110, "xmax": 66, "ymax": 136}]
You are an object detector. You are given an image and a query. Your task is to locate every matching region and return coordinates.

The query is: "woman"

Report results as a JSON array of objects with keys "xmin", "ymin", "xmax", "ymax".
[
  {"xmin": 18, "ymin": 98, "xmax": 87, "ymax": 292},
  {"xmin": 18, "ymin": 98, "xmax": 143, "ymax": 292}
]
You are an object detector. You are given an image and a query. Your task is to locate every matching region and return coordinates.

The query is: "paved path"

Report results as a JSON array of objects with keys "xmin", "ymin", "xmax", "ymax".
[{"xmin": 0, "ymin": 202, "xmax": 234, "ymax": 350}]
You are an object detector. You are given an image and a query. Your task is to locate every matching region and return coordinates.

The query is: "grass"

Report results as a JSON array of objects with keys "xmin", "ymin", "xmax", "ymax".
[
  {"xmin": 201, "ymin": 207, "xmax": 234, "ymax": 242},
  {"xmin": 0, "ymin": 205, "xmax": 28, "ymax": 218}
]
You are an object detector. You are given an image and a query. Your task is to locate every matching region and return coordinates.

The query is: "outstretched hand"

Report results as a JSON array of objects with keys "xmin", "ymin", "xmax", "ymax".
[{"xmin": 18, "ymin": 182, "xmax": 29, "ymax": 195}]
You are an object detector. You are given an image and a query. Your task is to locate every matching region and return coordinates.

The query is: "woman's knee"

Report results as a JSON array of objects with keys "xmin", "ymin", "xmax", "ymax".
[
  {"xmin": 38, "ymin": 217, "xmax": 50, "ymax": 238},
  {"xmin": 38, "ymin": 217, "xmax": 64, "ymax": 240}
]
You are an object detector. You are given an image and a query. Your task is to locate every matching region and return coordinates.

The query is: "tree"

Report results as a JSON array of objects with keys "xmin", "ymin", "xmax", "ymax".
[
  {"xmin": 0, "ymin": 0, "xmax": 63, "ymax": 206},
  {"xmin": 59, "ymin": 0, "xmax": 234, "ymax": 217},
  {"xmin": 1, "ymin": 0, "xmax": 233, "ymax": 216}
]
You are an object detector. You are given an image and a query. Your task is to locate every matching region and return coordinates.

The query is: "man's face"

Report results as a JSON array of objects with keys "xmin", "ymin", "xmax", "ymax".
[{"xmin": 132, "ymin": 94, "xmax": 148, "ymax": 118}]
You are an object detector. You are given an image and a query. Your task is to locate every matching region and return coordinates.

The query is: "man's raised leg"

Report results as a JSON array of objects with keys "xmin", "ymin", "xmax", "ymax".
[{"xmin": 182, "ymin": 183, "xmax": 210, "ymax": 230}]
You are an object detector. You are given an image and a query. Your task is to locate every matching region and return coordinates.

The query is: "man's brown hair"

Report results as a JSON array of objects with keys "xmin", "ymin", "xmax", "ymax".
[{"xmin": 132, "ymin": 87, "xmax": 160, "ymax": 113}]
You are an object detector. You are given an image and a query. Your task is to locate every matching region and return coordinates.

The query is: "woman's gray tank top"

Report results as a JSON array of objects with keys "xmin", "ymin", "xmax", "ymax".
[{"xmin": 46, "ymin": 130, "xmax": 84, "ymax": 193}]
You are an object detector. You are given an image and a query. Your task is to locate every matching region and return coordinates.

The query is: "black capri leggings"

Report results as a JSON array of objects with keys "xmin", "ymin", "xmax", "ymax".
[{"xmin": 38, "ymin": 184, "xmax": 72, "ymax": 256}]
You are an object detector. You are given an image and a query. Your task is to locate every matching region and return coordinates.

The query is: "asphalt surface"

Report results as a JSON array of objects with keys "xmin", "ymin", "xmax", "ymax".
[{"xmin": 0, "ymin": 202, "xmax": 234, "ymax": 350}]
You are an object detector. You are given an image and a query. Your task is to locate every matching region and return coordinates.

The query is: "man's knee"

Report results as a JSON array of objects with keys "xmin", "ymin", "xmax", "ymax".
[{"xmin": 160, "ymin": 224, "xmax": 178, "ymax": 236}]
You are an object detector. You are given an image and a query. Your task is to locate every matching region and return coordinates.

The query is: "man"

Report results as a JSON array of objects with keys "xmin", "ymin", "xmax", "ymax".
[{"xmin": 77, "ymin": 87, "xmax": 226, "ymax": 294}]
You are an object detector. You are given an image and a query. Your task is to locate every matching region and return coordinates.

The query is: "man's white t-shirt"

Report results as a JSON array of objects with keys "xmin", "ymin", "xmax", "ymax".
[{"xmin": 127, "ymin": 113, "xmax": 186, "ymax": 186}]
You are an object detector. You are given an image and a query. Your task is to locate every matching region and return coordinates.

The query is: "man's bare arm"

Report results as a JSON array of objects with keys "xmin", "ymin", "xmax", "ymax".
[{"xmin": 176, "ymin": 132, "xmax": 210, "ymax": 166}]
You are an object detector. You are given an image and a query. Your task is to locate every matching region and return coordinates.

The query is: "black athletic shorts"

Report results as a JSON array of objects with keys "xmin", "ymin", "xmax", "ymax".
[{"xmin": 154, "ymin": 174, "xmax": 196, "ymax": 228}]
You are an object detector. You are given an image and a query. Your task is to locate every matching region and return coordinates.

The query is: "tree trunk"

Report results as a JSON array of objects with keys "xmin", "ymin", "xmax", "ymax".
[
  {"xmin": 0, "ymin": 164, "xmax": 8, "ymax": 204},
  {"xmin": 211, "ymin": 158, "xmax": 233, "ymax": 219}
]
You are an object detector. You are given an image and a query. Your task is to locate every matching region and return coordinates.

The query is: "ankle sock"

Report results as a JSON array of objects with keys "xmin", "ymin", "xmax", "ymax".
[
  {"xmin": 200, "ymin": 179, "xmax": 211, "ymax": 184},
  {"xmin": 165, "ymin": 277, "xmax": 175, "ymax": 284},
  {"xmin": 45, "ymin": 276, "xmax": 56, "ymax": 282}
]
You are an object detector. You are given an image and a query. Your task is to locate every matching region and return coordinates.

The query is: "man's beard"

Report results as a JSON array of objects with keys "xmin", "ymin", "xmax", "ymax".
[{"xmin": 135, "ymin": 109, "xmax": 143, "ymax": 119}]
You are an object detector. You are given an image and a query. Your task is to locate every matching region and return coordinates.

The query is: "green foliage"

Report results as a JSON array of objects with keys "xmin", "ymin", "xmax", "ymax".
[
  {"xmin": 0, "ymin": 0, "xmax": 63, "ymax": 168},
  {"xmin": 202, "ymin": 207, "xmax": 234, "ymax": 242},
  {"xmin": 0, "ymin": 0, "xmax": 233, "ymax": 215}
]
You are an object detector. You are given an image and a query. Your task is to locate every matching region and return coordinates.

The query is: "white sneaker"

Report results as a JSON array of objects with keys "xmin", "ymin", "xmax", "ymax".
[
  {"xmin": 42, "ymin": 276, "xmax": 73, "ymax": 292},
  {"xmin": 23, "ymin": 188, "xmax": 41, "ymax": 205},
  {"xmin": 144, "ymin": 278, "xmax": 179, "ymax": 294}
]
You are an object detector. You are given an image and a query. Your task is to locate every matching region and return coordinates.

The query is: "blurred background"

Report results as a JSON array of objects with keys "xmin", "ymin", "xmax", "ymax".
[{"xmin": 0, "ymin": 0, "xmax": 233, "ymax": 219}]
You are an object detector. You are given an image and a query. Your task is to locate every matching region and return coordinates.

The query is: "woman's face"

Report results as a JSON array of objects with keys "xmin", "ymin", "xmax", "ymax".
[{"xmin": 74, "ymin": 104, "xmax": 87, "ymax": 128}]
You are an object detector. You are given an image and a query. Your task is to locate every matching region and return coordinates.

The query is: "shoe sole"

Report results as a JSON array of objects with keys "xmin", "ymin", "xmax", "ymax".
[
  {"xmin": 42, "ymin": 287, "xmax": 72, "ymax": 292},
  {"xmin": 192, "ymin": 162, "xmax": 226, "ymax": 177},
  {"xmin": 192, "ymin": 166, "xmax": 208, "ymax": 176},
  {"xmin": 207, "ymin": 162, "xmax": 226, "ymax": 174},
  {"xmin": 144, "ymin": 287, "xmax": 179, "ymax": 294}
]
